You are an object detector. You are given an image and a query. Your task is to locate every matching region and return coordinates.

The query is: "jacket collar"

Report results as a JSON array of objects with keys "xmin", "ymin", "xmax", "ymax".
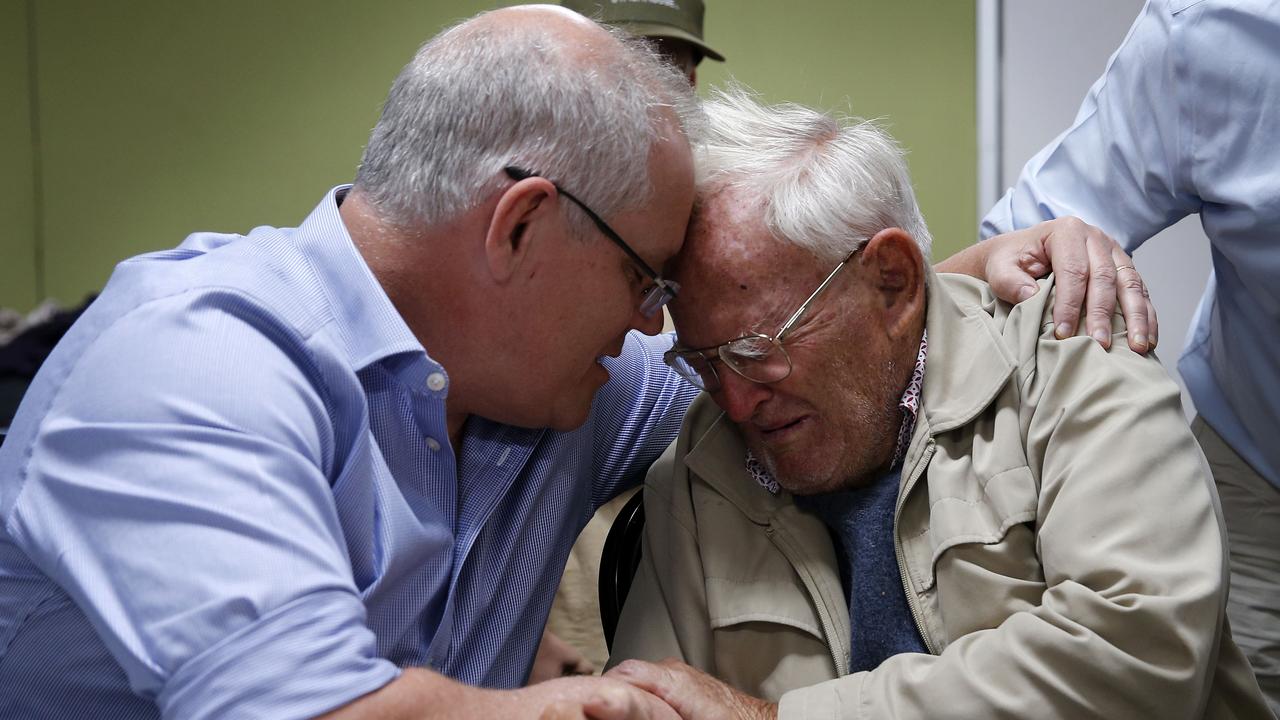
[
  {"xmin": 685, "ymin": 403, "xmax": 794, "ymax": 523},
  {"xmin": 916, "ymin": 267, "xmax": 1017, "ymax": 435}
]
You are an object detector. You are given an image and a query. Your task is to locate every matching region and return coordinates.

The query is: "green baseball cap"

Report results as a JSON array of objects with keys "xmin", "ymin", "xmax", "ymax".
[{"xmin": 561, "ymin": 0, "xmax": 725, "ymax": 62}]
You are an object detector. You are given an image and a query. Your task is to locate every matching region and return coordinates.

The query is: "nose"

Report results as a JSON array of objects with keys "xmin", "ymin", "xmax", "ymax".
[{"xmin": 713, "ymin": 368, "xmax": 772, "ymax": 424}]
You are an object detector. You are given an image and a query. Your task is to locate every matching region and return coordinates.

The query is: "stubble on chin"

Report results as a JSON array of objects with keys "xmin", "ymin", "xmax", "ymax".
[
  {"xmin": 755, "ymin": 443, "xmax": 836, "ymax": 496},
  {"xmin": 754, "ymin": 361, "xmax": 905, "ymax": 496}
]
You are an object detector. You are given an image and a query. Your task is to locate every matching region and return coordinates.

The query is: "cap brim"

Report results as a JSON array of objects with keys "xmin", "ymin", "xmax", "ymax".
[{"xmin": 621, "ymin": 22, "xmax": 725, "ymax": 62}]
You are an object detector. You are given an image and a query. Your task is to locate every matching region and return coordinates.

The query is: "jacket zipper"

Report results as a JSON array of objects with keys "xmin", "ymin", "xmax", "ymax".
[
  {"xmin": 769, "ymin": 524, "xmax": 850, "ymax": 676},
  {"xmin": 895, "ymin": 441, "xmax": 939, "ymax": 655}
]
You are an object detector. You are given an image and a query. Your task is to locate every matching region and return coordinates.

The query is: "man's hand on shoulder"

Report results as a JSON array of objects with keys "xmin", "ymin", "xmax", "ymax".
[
  {"xmin": 606, "ymin": 659, "xmax": 777, "ymax": 720},
  {"xmin": 940, "ymin": 217, "xmax": 1157, "ymax": 353}
]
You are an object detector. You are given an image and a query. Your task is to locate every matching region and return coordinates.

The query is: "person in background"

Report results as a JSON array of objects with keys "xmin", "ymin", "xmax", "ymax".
[
  {"xmin": 604, "ymin": 87, "xmax": 1270, "ymax": 720},
  {"xmin": 561, "ymin": 0, "xmax": 725, "ymax": 86},
  {"xmin": 981, "ymin": 1, "xmax": 1280, "ymax": 711}
]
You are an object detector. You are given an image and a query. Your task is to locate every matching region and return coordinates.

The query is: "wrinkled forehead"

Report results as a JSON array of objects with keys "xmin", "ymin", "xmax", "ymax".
[{"xmin": 670, "ymin": 188, "xmax": 827, "ymax": 346}]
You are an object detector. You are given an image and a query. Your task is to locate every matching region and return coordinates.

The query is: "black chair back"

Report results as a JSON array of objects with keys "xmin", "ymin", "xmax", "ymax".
[{"xmin": 598, "ymin": 489, "xmax": 646, "ymax": 652}]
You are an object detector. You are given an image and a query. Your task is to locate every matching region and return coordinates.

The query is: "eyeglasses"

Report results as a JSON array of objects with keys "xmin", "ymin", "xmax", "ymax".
[
  {"xmin": 663, "ymin": 247, "xmax": 861, "ymax": 392},
  {"xmin": 504, "ymin": 166, "xmax": 679, "ymax": 318}
]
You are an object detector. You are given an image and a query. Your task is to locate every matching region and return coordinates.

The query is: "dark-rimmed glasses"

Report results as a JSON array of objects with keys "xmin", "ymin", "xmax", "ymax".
[
  {"xmin": 504, "ymin": 166, "xmax": 679, "ymax": 318},
  {"xmin": 663, "ymin": 247, "xmax": 862, "ymax": 392}
]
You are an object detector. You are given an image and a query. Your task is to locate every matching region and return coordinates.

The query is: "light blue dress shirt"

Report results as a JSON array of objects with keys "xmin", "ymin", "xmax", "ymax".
[
  {"xmin": 0, "ymin": 187, "xmax": 697, "ymax": 719},
  {"xmin": 982, "ymin": 0, "xmax": 1280, "ymax": 490}
]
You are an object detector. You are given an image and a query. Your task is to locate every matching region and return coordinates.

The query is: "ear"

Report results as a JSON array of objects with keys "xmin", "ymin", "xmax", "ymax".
[
  {"xmin": 859, "ymin": 227, "xmax": 926, "ymax": 340},
  {"xmin": 484, "ymin": 175, "xmax": 559, "ymax": 284}
]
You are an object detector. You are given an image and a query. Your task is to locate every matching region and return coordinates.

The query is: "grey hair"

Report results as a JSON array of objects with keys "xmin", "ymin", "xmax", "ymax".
[
  {"xmin": 352, "ymin": 11, "xmax": 702, "ymax": 236},
  {"xmin": 696, "ymin": 86, "xmax": 932, "ymax": 263}
]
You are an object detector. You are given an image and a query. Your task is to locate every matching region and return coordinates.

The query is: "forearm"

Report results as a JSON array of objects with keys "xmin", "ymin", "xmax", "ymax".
[
  {"xmin": 780, "ymin": 600, "xmax": 1215, "ymax": 720},
  {"xmin": 933, "ymin": 240, "xmax": 989, "ymax": 277},
  {"xmin": 319, "ymin": 668, "xmax": 481, "ymax": 720}
]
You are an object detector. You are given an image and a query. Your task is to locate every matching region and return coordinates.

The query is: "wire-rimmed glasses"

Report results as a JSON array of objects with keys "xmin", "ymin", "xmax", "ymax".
[{"xmin": 663, "ymin": 247, "xmax": 861, "ymax": 391}]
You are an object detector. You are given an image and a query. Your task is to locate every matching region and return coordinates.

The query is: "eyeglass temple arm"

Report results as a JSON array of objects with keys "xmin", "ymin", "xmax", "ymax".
[
  {"xmin": 503, "ymin": 166, "xmax": 670, "ymax": 289},
  {"xmin": 776, "ymin": 249, "xmax": 861, "ymax": 341}
]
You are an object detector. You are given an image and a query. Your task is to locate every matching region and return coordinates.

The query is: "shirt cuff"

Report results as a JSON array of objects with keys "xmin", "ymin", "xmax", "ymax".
[{"xmin": 157, "ymin": 589, "xmax": 400, "ymax": 720}]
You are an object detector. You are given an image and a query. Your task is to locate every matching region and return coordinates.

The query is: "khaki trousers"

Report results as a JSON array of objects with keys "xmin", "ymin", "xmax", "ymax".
[{"xmin": 1194, "ymin": 416, "xmax": 1280, "ymax": 717}]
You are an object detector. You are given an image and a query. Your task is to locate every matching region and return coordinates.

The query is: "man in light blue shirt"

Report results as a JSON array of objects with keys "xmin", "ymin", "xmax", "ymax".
[
  {"xmin": 982, "ymin": 0, "xmax": 1280, "ymax": 710},
  {"xmin": 0, "ymin": 6, "xmax": 701, "ymax": 719}
]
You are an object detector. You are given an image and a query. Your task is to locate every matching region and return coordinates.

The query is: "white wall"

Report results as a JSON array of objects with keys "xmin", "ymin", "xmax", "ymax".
[{"xmin": 995, "ymin": 0, "xmax": 1212, "ymax": 417}]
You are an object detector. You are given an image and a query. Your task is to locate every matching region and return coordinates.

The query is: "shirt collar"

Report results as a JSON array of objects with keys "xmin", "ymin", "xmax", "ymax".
[
  {"xmin": 745, "ymin": 330, "xmax": 929, "ymax": 495},
  {"xmin": 289, "ymin": 186, "xmax": 428, "ymax": 374}
]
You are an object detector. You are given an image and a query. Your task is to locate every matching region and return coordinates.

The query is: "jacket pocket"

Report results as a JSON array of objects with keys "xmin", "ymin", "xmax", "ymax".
[
  {"xmin": 706, "ymin": 576, "xmax": 825, "ymax": 637},
  {"xmin": 904, "ymin": 465, "xmax": 1046, "ymax": 643},
  {"xmin": 902, "ymin": 464, "xmax": 1040, "ymax": 594},
  {"xmin": 705, "ymin": 577, "xmax": 837, "ymax": 701}
]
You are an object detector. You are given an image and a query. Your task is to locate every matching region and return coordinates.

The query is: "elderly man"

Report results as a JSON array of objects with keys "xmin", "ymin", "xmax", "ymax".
[
  {"xmin": 605, "ymin": 90, "xmax": 1271, "ymax": 719},
  {"xmin": 0, "ymin": 7, "xmax": 699, "ymax": 719}
]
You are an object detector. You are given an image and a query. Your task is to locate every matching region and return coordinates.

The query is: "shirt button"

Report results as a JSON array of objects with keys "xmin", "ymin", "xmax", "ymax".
[
  {"xmin": 426, "ymin": 372, "xmax": 447, "ymax": 392},
  {"xmin": 425, "ymin": 437, "xmax": 441, "ymax": 452}
]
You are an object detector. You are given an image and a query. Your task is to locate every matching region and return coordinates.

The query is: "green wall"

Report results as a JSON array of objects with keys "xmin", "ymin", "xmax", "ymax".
[
  {"xmin": 696, "ymin": 1, "xmax": 976, "ymax": 264},
  {"xmin": 2, "ymin": 0, "xmax": 975, "ymax": 312},
  {"xmin": 1, "ymin": 0, "xmax": 38, "ymax": 310}
]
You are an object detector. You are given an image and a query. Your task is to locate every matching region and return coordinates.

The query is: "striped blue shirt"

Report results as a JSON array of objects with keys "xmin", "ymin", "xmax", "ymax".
[{"xmin": 0, "ymin": 187, "xmax": 698, "ymax": 719}]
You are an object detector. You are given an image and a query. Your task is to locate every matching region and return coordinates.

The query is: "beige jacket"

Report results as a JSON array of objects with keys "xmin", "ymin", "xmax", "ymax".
[{"xmin": 610, "ymin": 273, "xmax": 1271, "ymax": 719}]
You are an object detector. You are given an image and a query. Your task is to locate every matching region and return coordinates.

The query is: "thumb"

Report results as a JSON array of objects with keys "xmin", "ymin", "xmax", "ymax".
[{"xmin": 986, "ymin": 261, "xmax": 1040, "ymax": 304}]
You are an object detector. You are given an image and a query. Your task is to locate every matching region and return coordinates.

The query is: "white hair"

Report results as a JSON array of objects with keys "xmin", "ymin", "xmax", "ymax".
[
  {"xmin": 353, "ymin": 12, "xmax": 701, "ymax": 235},
  {"xmin": 696, "ymin": 86, "xmax": 932, "ymax": 263}
]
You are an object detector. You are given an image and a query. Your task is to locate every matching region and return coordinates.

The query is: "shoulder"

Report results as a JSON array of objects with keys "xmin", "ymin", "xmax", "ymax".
[
  {"xmin": 110, "ymin": 227, "xmax": 337, "ymax": 339},
  {"xmin": 932, "ymin": 272, "xmax": 1052, "ymax": 368},
  {"xmin": 641, "ymin": 394, "xmax": 724, "ymax": 525},
  {"xmin": 6, "ymin": 282, "xmax": 344, "ymax": 481}
]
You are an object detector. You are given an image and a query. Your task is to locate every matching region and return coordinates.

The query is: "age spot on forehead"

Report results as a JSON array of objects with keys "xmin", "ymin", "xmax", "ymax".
[{"xmin": 739, "ymin": 284, "xmax": 748, "ymax": 291}]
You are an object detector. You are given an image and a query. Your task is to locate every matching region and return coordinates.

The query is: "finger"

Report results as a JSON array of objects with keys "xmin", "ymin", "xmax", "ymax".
[
  {"xmin": 1146, "ymin": 291, "xmax": 1159, "ymax": 349},
  {"xmin": 984, "ymin": 231, "xmax": 1046, "ymax": 304},
  {"xmin": 1112, "ymin": 249, "xmax": 1150, "ymax": 353},
  {"xmin": 1018, "ymin": 242, "xmax": 1050, "ymax": 279},
  {"xmin": 580, "ymin": 685, "xmax": 642, "ymax": 720},
  {"xmin": 1042, "ymin": 224, "xmax": 1091, "ymax": 339},
  {"xmin": 605, "ymin": 660, "xmax": 664, "ymax": 693},
  {"xmin": 990, "ymin": 254, "xmax": 1041, "ymax": 303},
  {"xmin": 606, "ymin": 660, "xmax": 690, "ymax": 714},
  {"xmin": 1081, "ymin": 232, "xmax": 1117, "ymax": 349}
]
